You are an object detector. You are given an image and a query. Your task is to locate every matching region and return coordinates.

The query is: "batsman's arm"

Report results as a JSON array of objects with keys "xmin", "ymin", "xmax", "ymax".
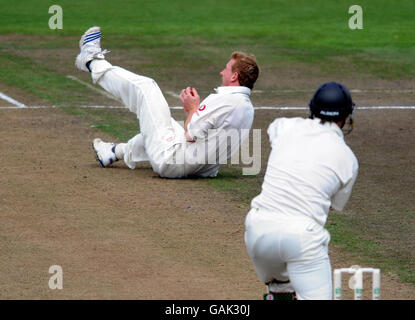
[{"xmin": 331, "ymin": 161, "xmax": 359, "ymax": 211}]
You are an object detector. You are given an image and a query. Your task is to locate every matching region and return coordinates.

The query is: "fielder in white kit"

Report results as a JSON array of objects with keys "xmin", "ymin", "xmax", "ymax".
[
  {"xmin": 244, "ymin": 82, "xmax": 358, "ymax": 300},
  {"xmin": 75, "ymin": 26, "xmax": 259, "ymax": 178}
]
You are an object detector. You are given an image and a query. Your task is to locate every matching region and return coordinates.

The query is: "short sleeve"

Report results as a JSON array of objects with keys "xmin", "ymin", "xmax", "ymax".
[
  {"xmin": 187, "ymin": 105, "xmax": 232, "ymax": 141},
  {"xmin": 267, "ymin": 118, "xmax": 287, "ymax": 144}
]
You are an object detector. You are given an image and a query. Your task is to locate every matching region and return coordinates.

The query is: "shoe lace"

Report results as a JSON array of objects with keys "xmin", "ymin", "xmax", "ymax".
[{"xmin": 92, "ymin": 49, "xmax": 110, "ymax": 60}]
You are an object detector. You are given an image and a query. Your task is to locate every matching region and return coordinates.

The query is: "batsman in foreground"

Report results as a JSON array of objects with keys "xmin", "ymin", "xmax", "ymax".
[
  {"xmin": 244, "ymin": 82, "xmax": 359, "ymax": 300},
  {"xmin": 75, "ymin": 26, "xmax": 259, "ymax": 178}
]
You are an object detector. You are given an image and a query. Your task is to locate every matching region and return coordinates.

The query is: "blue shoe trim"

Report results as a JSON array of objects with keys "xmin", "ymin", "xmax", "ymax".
[
  {"xmin": 84, "ymin": 34, "xmax": 101, "ymax": 43},
  {"xmin": 83, "ymin": 32, "xmax": 101, "ymax": 43},
  {"xmin": 83, "ymin": 35, "xmax": 101, "ymax": 45},
  {"xmin": 85, "ymin": 31, "xmax": 101, "ymax": 39}
]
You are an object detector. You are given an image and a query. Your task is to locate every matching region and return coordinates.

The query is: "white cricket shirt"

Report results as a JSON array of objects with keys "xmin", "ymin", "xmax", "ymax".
[
  {"xmin": 185, "ymin": 86, "xmax": 254, "ymax": 177},
  {"xmin": 251, "ymin": 117, "xmax": 358, "ymax": 227}
]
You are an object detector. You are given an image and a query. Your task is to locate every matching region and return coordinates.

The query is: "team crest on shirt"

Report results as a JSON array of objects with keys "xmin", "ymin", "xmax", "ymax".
[{"xmin": 198, "ymin": 104, "xmax": 206, "ymax": 111}]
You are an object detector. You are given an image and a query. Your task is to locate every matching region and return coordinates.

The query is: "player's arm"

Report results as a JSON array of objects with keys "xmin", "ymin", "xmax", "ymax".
[
  {"xmin": 184, "ymin": 109, "xmax": 197, "ymax": 142},
  {"xmin": 180, "ymin": 87, "xmax": 200, "ymax": 142},
  {"xmin": 185, "ymin": 98, "xmax": 232, "ymax": 143},
  {"xmin": 331, "ymin": 160, "xmax": 359, "ymax": 211}
]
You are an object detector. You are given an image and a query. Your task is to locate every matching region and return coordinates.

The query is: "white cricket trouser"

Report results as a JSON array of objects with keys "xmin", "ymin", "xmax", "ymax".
[
  {"xmin": 90, "ymin": 60, "xmax": 186, "ymax": 178},
  {"xmin": 244, "ymin": 208, "xmax": 332, "ymax": 300}
]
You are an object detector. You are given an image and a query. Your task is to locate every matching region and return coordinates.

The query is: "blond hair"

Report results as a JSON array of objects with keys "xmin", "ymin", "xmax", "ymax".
[{"xmin": 231, "ymin": 51, "xmax": 259, "ymax": 89}]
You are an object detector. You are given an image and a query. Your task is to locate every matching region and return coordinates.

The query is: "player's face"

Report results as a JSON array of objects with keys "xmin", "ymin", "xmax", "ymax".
[{"xmin": 220, "ymin": 59, "xmax": 237, "ymax": 86}]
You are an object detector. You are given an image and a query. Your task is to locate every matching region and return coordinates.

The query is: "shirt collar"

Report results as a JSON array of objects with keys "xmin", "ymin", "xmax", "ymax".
[
  {"xmin": 313, "ymin": 117, "xmax": 344, "ymax": 138},
  {"xmin": 214, "ymin": 86, "xmax": 251, "ymax": 96}
]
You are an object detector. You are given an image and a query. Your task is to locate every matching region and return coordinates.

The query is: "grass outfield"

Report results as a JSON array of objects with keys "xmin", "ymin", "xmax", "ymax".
[
  {"xmin": 2, "ymin": 1, "xmax": 414, "ymax": 44},
  {"xmin": 0, "ymin": 0, "xmax": 414, "ymax": 289},
  {"xmin": 1, "ymin": 0, "xmax": 415, "ymax": 77}
]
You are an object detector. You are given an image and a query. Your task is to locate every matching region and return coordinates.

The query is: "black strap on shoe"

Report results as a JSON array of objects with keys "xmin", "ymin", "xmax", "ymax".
[{"xmin": 86, "ymin": 60, "xmax": 93, "ymax": 72}]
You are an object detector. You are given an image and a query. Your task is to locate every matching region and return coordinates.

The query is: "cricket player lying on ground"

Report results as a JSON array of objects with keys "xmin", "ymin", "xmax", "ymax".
[
  {"xmin": 75, "ymin": 26, "xmax": 259, "ymax": 178},
  {"xmin": 244, "ymin": 82, "xmax": 359, "ymax": 300}
]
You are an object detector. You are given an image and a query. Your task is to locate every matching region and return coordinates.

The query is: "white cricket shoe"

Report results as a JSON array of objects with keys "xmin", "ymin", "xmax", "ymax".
[
  {"xmin": 75, "ymin": 26, "xmax": 110, "ymax": 72},
  {"xmin": 92, "ymin": 138, "xmax": 118, "ymax": 167}
]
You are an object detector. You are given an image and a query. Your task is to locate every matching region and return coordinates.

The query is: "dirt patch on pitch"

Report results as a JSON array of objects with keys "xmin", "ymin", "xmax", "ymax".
[{"xmin": 0, "ymin": 107, "xmax": 264, "ymax": 299}]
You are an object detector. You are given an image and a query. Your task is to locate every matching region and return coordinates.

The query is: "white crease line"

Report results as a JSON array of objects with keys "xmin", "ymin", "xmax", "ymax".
[
  {"xmin": 1, "ymin": 105, "xmax": 415, "ymax": 110},
  {"xmin": 173, "ymin": 105, "xmax": 415, "ymax": 110},
  {"xmin": 257, "ymin": 106, "xmax": 415, "ymax": 110},
  {"xmin": 358, "ymin": 106, "xmax": 415, "ymax": 110},
  {"xmin": 165, "ymin": 91, "xmax": 181, "ymax": 99},
  {"xmin": 252, "ymin": 89, "xmax": 415, "ymax": 94},
  {"xmin": 0, "ymin": 92, "xmax": 27, "ymax": 108},
  {"xmin": 255, "ymin": 106, "xmax": 305, "ymax": 110},
  {"xmin": 254, "ymin": 106, "xmax": 415, "ymax": 110},
  {"xmin": 79, "ymin": 105, "xmax": 125, "ymax": 109},
  {"xmin": 0, "ymin": 105, "xmax": 55, "ymax": 109},
  {"xmin": 66, "ymin": 75, "xmax": 120, "ymax": 101},
  {"xmin": 351, "ymin": 89, "xmax": 415, "ymax": 93}
]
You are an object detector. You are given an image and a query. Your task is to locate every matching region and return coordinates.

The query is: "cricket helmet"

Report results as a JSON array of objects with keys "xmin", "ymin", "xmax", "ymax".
[{"xmin": 309, "ymin": 82, "xmax": 355, "ymax": 122}]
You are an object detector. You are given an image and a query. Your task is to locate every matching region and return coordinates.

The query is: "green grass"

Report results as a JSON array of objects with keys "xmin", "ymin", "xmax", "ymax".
[
  {"xmin": 1, "ymin": 0, "xmax": 415, "ymax": 77},
  {"xmin": 327, "ymin": 213, "xmax": 415, "ymax": 284},
  {"xmin": 2, "ymin": 1, "xmax": 414, "ymax": 44},
  {"xmin": 64, "ymin": 106, "xmax": 139, "ymax": 142},
  {"xmin": 205, "ymin": 166, "xmax": 263, "ymax": 204},
  {"xmin": 0, "ymin": 53, "xmax": 89, "ymax": 105}
]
